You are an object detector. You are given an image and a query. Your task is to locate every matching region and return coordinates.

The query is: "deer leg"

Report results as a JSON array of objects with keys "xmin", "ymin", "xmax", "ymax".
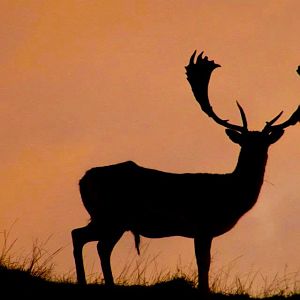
[
  {"xmin": 194, "ymin": 235, "xmax": 213, "ymax": 295},
  {"xmin": 97, "ymin": 231, "xmax": 123, "ymax": 286},
  {"xmin": 71, "ymin": 225, "xmax": 97, "ymax": 285}
]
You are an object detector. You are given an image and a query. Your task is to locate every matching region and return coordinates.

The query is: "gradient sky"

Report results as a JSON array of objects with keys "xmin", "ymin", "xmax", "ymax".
[{"xmin": 0, "ymin": 1, "xmax": 299, "ymax": 290}]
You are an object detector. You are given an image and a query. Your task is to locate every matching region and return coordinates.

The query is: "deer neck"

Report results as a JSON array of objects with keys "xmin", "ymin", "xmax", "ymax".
[
  {"xmin": 229, "ymin": 147, "xmax": 269, "ymax": 213},
  {"xmin": 233, "ymin": 147, "xmax": 269, "ymax": 191}
]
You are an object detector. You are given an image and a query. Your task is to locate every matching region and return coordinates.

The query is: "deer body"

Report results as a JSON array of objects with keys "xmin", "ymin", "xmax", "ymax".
[
  {"xmin": 72, "ymin": 51, "xmax": 300, "ymax": 293},
  {"xmin": 79, "ymin": 149, "xmax": 266, "ymax": 239}
]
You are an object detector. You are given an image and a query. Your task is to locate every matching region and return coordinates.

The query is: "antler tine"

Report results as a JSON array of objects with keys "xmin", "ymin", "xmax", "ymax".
[
  {"xmin": 196, "ymin": 51, "xmax": 204, "ymax": 63},
  {"xmin": 263, "ymin": 106, "xmax": 300, "ymax": 132},
  {"xmin": 186, "ymin": 50, "xmax": 247, "ymax": 133},
  {"xmin": 263, "ymin": 111, "xmax": 283, "ymax": 131},
  {"xmin": 236, "ymin": 101, "xmax": 248, "ymax": 130},
  {"xmin": 189, "ymin": 50, "xmax": 197, "ymax": 65}
]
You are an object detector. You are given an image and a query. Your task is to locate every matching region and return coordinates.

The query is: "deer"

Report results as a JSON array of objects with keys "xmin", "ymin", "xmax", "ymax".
[{"xmin": 71, "ymin": 50, "xmax": 300, "ymax": 294}]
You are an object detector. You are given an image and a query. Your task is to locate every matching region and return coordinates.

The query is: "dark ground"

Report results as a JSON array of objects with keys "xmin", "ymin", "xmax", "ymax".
[{"xmin": 0, "ymin": 265, "xmax": 299, "ymax": 300}]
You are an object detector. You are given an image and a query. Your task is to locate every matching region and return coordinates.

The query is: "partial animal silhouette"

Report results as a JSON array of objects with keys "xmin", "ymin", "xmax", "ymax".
[{"xmin": 72, "ymin": 51, "xmax": 300, "ymax": 294}]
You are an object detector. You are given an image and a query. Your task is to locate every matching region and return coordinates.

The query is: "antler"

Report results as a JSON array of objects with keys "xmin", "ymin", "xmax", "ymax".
[
  {"xmin": 263, "ymin": 67, "xmax": 300, "ymax": 132},
  {"xmin": 186, "ymin": 50, "xmax": 248, "ymax": 132},
  {"xmin": 263, "ymin": 105, "xmax": 300, "ymax": 132}
]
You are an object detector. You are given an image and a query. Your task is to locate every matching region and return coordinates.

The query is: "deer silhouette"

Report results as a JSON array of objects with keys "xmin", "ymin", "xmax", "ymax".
[{"xmin": 72, "ymin": 51, "xmax": 300, "ymax": 294}]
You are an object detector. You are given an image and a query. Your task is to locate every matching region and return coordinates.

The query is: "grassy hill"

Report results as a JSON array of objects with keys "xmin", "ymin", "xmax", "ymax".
[
  {"xmin": 0, "ymin": 263, "xmax": 299, "ymax": 300},
  {"xmin": 0, "ymin": 232, "xmax": 298, "ymax": 299}
]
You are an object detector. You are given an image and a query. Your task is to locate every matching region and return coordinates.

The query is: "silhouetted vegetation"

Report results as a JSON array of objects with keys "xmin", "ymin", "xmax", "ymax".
[{"xmin": 0, "ymin": 262, "xmax": 299, "ymax": 300}]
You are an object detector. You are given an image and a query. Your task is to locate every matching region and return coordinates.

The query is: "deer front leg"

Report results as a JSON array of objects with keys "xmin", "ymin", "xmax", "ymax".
[{"xmin": 194, "ymin": 235, "xmax": 212, "ymax": 295}]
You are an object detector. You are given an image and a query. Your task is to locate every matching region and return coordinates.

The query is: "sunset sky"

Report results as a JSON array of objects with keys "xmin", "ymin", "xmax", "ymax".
[{"xmin": 0, "ymin": 1, "xmax": 299, "ymax": 290}]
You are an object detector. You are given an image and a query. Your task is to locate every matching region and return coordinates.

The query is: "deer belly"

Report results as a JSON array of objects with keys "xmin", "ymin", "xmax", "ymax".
[
  {"xmin": 133, "ymin": 215, "xmax": 197, "ymax": 238},
  {"xmin": 210, "ymin": 217, "xmax": 240, "ymax": 237}
]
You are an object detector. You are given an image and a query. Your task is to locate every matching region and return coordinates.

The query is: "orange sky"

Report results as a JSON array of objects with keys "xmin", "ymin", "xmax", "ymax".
[{"xmin": 0, "ymin": 1, "xmax": 299, "ymax": 291}]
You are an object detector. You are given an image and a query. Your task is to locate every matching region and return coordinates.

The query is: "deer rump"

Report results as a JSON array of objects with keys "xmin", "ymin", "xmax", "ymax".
[{"xmin": 79, "ymin": 161, "xmax": 244, "ymax": 241}]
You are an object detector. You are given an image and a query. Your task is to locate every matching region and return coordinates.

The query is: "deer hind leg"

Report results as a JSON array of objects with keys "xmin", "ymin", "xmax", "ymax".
[
  {"xmin": 97, "ymin": 230, "xmax": 123, "ymax": 286},
  {"xmin": 71, "ymin": 224, "xmax": 98, "ymax": 285},
  {"xmin": 194, "ymin": 235, "xmax": 213, "ymax": 295}
]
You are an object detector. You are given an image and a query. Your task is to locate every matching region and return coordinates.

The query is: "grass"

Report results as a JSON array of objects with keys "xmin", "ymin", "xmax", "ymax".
[{"xmin": 0, "ymin": 229, "xmax": 299, "ymax": 299}]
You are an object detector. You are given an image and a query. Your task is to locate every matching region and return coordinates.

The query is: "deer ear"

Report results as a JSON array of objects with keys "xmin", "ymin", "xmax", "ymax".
[
  {"xmin": 268, "ymin": 129, "xmax": 285, "ymax": 144},
  {"xmin": 225, "ymin": 129, "xmax": 242, "ymax": 145}
]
